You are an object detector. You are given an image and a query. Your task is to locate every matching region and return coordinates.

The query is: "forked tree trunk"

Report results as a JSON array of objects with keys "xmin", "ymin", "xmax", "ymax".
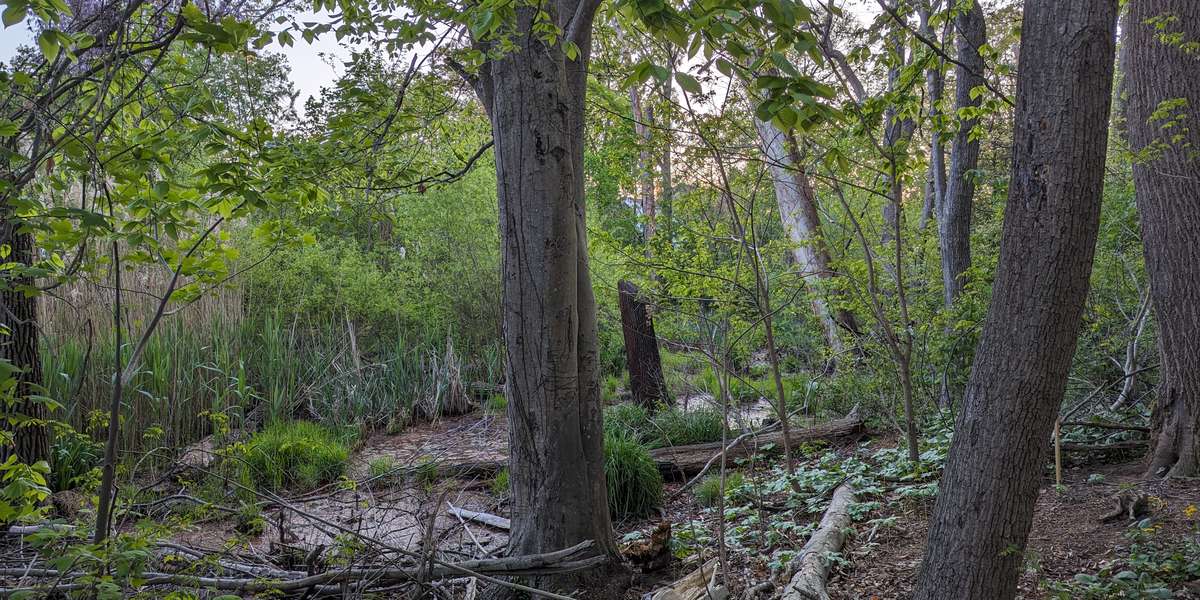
[
  {"xmin": 0, "ymin": 214, "xmax": 49, "ymax": 465},
  {"xmin": 912, "ymin": 1, "xmax": 1118, "ymax": 598},
  {"xmin": 456, "ymin": 1, "xmax": 619, "ymax": 594},
  {"xmin": 1125, "ymin": 0, "xmax": 1200, "ymax": 478},
  {"xmin": 937, "ymin": 0, "xmax": 987, "ymax": 408},
  {"xmin": 753, "ymin": 119, "xmax": 859, "ymax": 362},
  {"xmin": 618, "ymin": 280, "xmax": 668, "ymax": 410}
]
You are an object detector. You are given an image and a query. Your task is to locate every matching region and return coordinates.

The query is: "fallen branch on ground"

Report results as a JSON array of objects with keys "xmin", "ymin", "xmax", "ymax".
[
  {"xmin": 447, "ymin": 503, "xmax": 510, "ymax": 530},
  {"xmin": 779, "ymin": 482, "xmax": 856, "ymax": 600}
]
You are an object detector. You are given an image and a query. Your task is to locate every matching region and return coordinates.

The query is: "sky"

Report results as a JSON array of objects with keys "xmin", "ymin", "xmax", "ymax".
[{"xmin": 0, "ymin": 2, "xmax": 878, "ymax": 117}]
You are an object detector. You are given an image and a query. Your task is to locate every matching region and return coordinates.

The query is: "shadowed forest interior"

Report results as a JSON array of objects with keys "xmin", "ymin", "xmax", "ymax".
[{"xmin": 0, "ymin": 0, "xmax": 1198, "ymax": 598}]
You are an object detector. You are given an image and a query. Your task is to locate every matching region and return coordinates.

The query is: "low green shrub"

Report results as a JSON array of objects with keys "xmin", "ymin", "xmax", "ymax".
[
  {"xmin": 237, "ymin": 421, "xmax": 351, "ymax": 491},
  {"xmin": 603, "ymin": 432, "xmax": 663, "ymax": 520},
  {"xmin": 694, "ymin": 471, "xmax": 745, "ymax": 508},
  {"xmin": 485, "ymin": 394, "xmax": 507, "ymax": 413},
  {"xmin": 49, "ymin": 428, "xmax": 102, "ymax": 492}
]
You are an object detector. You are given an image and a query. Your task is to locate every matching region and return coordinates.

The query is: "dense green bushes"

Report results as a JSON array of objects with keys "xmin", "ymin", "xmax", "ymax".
[{"xmin": 604, "ymin": 402, "xmax": 727, "ymax": 449}]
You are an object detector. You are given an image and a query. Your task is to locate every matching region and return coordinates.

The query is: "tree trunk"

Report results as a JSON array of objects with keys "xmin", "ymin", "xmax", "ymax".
[
  {"xmin": 629, "ymin": 88, "xmax": 657, "ymax": 244},
  {"xmin": 0, "ymin": 213, "xmax": 49, "ymax": 466},
  {"xmin": 936, "ymin": 0, "xmax": 987, "ymax": 409},
  {"xmin": 618, "ymin": 280, "xmax": 668, "ymax": 410},
  {"xmin": 917, "ymin": 0, "xmax": 946, "ymax": 233},
  {"xmin": 912, "ymin": 1, "xmax": 1118, "ymax": 598},
  {"xmin": 753, "ymin": 119, "xmax": 859, "ymax": 362},
  {"xmin": 1125, "ymin": 0, "xmax": 1200, "ymax": 478},
  {"xmin": 465, "ymin": 1, "xmax": 621, "ymax": 594}
]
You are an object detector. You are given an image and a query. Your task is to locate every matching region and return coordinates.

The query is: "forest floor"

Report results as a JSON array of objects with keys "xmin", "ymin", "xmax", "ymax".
[{"xmin": 167, "ymin": 410, "xmax": 1199, "ymax": 599}]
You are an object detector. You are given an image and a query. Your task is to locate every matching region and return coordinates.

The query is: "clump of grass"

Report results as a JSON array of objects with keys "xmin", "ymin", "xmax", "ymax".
[
  {"xmin": 238, "ymin": 421, "xmax": 351, "ymax": 491},
  {"xmin": 486, "ymin": 394, "xmax": 507, "ymax": 413},
  {"xmin": 492, "ymin": 467, "xmax": 510, "ymax": 497},
  {"xmin": 368, "ymin": 456, "xmax": 399, "ymax": 481},
  {"xmin": 235, "ymin": 503, "xmax": 265, "ymax": 536},
  {"xmin": 413, "ymin": 456, "xmax": 440, "ymax": 490},
  {"xmin": 604, "ymin": 403, "xmax": 650, "ymax": 440},
  {"xmin": 694, "ymin": 471, "xmax": 745, "ymax": 507},
  {"xmin": 604, "ymin": 432, "xmax": 663, "ymax": 520},
  {"xmin": 647, "ymin": 408, "xmax": 726, "ymax": 448}
]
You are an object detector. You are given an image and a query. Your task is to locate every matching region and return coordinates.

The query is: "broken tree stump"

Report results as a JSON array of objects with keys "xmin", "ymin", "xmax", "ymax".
[{"xmin": 618, "ymin": 279, "xmax": 669, "ymax": 410}]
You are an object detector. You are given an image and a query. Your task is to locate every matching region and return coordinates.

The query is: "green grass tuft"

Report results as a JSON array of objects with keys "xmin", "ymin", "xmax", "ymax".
[
  {"xmin": 694, "ymin": 471, "xmax": 745, "ymax": 507},
  {"xmin": 237, "ymin": 421, "xmax": 352, "ymax": 492},
  {"xmin": 604, "ymin": 431, "xmax": 663, "ymax": 520}
]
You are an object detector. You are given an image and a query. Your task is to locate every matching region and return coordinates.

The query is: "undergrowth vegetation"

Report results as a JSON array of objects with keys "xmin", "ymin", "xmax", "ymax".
[
  {"xmin": 603, "ymin": 431, "xmax": 664, "ymax": 520},
  {"xmin": 234, "ymin": 421, "xmax": 354, "ymax": 492}
]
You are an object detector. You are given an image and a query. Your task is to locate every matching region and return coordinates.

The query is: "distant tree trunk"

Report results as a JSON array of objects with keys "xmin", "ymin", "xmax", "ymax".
[
  {"xmin": 0, "ymin": 212, "xmax": 49, "ymax": 466},
  {"xmin": 912, "ymin": 1, "xmax": 1119, "ymax": 598},
  {"xmin": 753, "ymin": 119, "xmax": 859, "ymax": 364},
  {"xmin": 456, "ymin": 0, "xmax": 620, "ymax": 592},
  {"xmin": 1125, "ymin": 0, "xmax": 1200, "ymax": 478},
  {"xmin": 629, "ymin": 87, "xmax": 657, "ymax": 244},
  {"xmin": 618, "ymin": 280, "xmax": 667, "ymax": 409},
  {"xmin": 937, "ymin": 0, "xmax": 987, "ymax": 408},
  {"xmin": 917, "ymin": 0, "xmax": 946, "ymax": 232}
]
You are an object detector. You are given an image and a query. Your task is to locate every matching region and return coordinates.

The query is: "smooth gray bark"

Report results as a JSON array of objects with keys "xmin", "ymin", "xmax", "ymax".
[
  {"xmin": 912, "ymin": 0, "xmax": 1118, "ymax": 597},
  {"xmin": 937, "ymin": 0, "xmax": 987, "ymax": 408},
  {"xmin": 463, "ymin": 0, "xmax": 620, "ymax": 592}
]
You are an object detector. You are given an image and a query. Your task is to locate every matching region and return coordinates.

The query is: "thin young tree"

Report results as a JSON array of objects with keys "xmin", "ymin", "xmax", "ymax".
[
  {"xmin": 1124, "ymin": 0, "xmax": 1200, "ymax": 478},
  {"xmin": 912, "ymin": 0, "xmax": 1119, "ymax": 598}
]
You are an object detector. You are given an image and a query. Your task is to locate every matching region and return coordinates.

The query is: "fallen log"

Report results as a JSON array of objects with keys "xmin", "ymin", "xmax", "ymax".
[
  {"xmin": 422, "ymin": 411, "xmax": 864, "ymax": 483},
  {"xmin": 1060, "ymin": 440, "xmax": 1148, "ymax": 453},
  {"xmin": 447, "ymin": 503, "xmax": 510, "ymax": 530},
  {"xmin": 779, "ymin": 482, "xmax": 856, "ymax": 600},
  {"xmin": 1060, "ymin": 420, "xmax": 1150, "ymax": 433},
  {"xmin": 650, "ymin": 409, "xmax": 864, "ymax": 479}
]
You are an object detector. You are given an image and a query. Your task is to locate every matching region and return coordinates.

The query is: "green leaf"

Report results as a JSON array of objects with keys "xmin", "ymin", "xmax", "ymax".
[
  {"xmin": 675, "ymin": 72, "xmax": 701, "ymax": 95},
  {"xmin": 38, "ymin": 31, "xmax": 60, "ymax": 62},
  {"xmin": 2, "ymin": 4, "xmax": 27, "ymax": 28}
]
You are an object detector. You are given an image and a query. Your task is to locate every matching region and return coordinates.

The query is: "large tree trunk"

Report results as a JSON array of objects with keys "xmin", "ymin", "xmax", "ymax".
[
  {"xmin": 466, "ymin": 0, "xmax": 619, "ymax": 592},
  {"xmin": 936, "ymin": 0, "xmax": 987, "ymax": 408},
  {"xmin": 618, "ymin": 280, "xmax": 668, "ymax": 409},
  {"xmin": 1125, "ymin": 0, "xmax": 1200, "ymax": 478},
  {"xmin": 753, "ymin": 120, "xmax": 859, "ymax": 362},
  {"xmin": 912, "ymin": 1, "xmax": 1118, "ymax": 598},
  {"xmin": 0, "ymin": 214, "xmax": 49, "ymax": 466},
  {"xmin": 489, "ymin": 33, "xmax": 617, "ymax": 548}
]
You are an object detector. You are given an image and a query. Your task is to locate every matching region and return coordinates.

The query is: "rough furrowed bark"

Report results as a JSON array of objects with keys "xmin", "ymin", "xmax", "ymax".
[
  {"xmin": 1125, "ymin": 0, "xmax": 1200, "ymax": 479},
  {"xmin": 911, "ymin": 1, "xmax": 1119, "ymax": 599},
  {"xmin": 779, "ymin": 482, "xmax": 856, "ymax": 600},
  {"xmin": 0, "ymin": 217, "xmax": 48, "ymax": 465},
  {"xmin": 618, "ymin": 280, "xmax": 669, "ymax": 409}
]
